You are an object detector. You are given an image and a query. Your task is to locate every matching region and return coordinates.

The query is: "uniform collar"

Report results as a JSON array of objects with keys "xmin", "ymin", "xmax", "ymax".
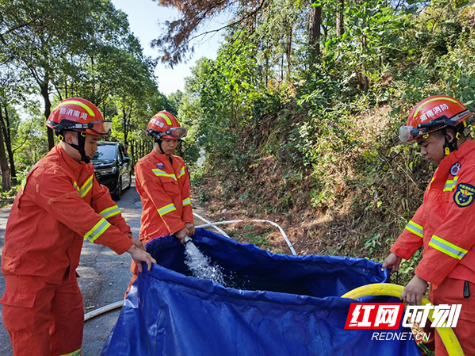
[
  {"xmin": 54, "ymin": 144, "xmax": 87, "ymax": 176},
  {"xmin": 437, "ymin": 140, "xmax": 475, "ymax": 176},
  {"xmin": 151, "ymin": 149, "xmax": 174, "ymax": 163},
  {"xmin": 151, "ymin": 149, "xmax": 169, "ymax": 159}
]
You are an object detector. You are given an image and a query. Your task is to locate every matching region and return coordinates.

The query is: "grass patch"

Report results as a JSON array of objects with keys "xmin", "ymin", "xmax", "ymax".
[{"xmin": 0, "ymin": 198, "xmax": 14, "ymax": 209}]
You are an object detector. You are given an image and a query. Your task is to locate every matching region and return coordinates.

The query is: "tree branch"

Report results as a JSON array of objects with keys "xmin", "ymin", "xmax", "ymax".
[
  {"xmin": 0, "ymin": 21, "xmax": 35, "ymax": 39},
  {"xmin": 153, "ymin": 0, "xmax": 267, "ymax": 66},
  {"xmin": 189, "ymin": 1, "xmax": 266, "ymax": 42}
]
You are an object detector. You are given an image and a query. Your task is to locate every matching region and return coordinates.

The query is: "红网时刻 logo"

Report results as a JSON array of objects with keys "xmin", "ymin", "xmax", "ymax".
[{"xmin": 345, "ymin": 303, "xmax": 461, "ymax": 341}]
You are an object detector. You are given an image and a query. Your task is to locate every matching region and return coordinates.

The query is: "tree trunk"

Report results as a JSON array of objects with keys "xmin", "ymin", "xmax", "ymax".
[
  {"xmin": 40, "ymin": 82, "xmax": 54, "ymax": 150},
  {"xmin": 287, "ymin": 27, "xmax": 292, "ymax": 81},
  {"xmin": 280, "ymin": 52, "xmax": 284, "ymax": 82},
  {"xmin": 336, "ymin": 0, "xmax": 345, "ymax": 37},
  {"xmin": 361, "ymin": 36, "xmax": 368, "ymax": 92},
  {"xmin": 0, "ymin": 107, "xmax": 12, "ymax": 191},
  {"xmin": 1, "ymin": 103, "xmax": 16, "ymax": 182},
  {"xmin": 308, "ymin": 2, "xmax": 322, "ymax": 56},
  {"xmin": 91, "ymin": 54, "xmax": 96, "ymax": 103},
  {"xmin": 122, "ymin": 107, "xmax": 130, "ymax": 144},
  {"xmin": 265, "ymin": 39, "xmax": 270, "ymax": 87},
  {"xmin": 130, "ymin": 139, "xmax": 135, "ymax": 172}
]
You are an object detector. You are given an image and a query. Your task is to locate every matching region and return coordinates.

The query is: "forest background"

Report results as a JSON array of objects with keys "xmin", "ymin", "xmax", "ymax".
[{"xmin": 2, "ymin": 0, "xmax": 475, "ymax": 284}]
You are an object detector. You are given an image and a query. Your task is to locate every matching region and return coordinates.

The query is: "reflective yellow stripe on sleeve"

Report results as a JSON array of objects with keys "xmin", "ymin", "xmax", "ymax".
[
  {"xmin": 427, "ymin": 177, "xmax": 435, "ymax": 190},
  {"xmin": 443, "ymin": 176, "xmax": 459, "ymax": 192},
  {"xmin": 84, "ymin": 218, "xmax": 111, "ymax": 243},
  {"xmin": 178, "ymin": 167, "xmax": 186, "ymax": 179},
  {"xmin": 20, "ymin": 177, "xmax": 27, "ymax": 191},
  {"xmin": 59, "ymin": 348, "xmax": 81, "ymax": 356},
  {"xmin": 429, "ymin": 235, "xmax": 468, "ymax": 260},
  {"xmin": 405, "ymin": 220, "xmax": 423, "ymax": 238},
  {"xmin": 152, "ymin": 169, "xmax": 177, "ymax": 180},
  {"xmin": 78, "ymin": 175, "xmax": 94, "ymax": 198},
  {"xmin": 158, "ymin": 203, "xmax": 176, "ymax": 216},
  {"xmin": 182, "ymin": 198, "xmax": 191, "ymax": 207},
  {"xmin": 99, "ymin": 205, "xmax": 121, "ymax": 219}
]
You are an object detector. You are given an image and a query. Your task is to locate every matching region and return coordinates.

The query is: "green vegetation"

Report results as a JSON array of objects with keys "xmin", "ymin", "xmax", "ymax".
[
  {"xmin": 2, "ymin": 0, "xmax": 475, "ymax": 279},
  {"xmin": 173, "ymin": 0, "xmax": 475, "ymax": 276},
  {"xmin": 0, "ymin": 0, "xmax": 192, "ymax": 191}
]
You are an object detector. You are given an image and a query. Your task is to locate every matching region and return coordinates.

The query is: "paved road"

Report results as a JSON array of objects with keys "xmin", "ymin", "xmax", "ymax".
[{"xmin": 0, "ymin": 178, "xmax": 145, "ymax": 355}]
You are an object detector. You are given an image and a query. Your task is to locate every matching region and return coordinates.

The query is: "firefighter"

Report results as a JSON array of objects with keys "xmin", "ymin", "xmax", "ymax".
[
  {"xmin": 0, "ymin": 97, "xmax": 156, "ymax": 356},
  {"xmin": 125, "ymin": 111, "xmax": 194, "ymax": 294},
  {"xmin": 382, "ymin": 95, "xmax": 475, "ymax": 355}
]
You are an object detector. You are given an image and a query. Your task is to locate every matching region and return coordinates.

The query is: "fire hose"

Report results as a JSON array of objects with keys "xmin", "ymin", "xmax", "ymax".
[
  {"xmin": 85, "ymin": 213, "xmax": 295, "ymax": 321},
  {"xmin": 342, "ymin": 283, "xmax": 463, "ymax": 356},
  {"xmin": 193, "ymin": 216, "xmax": 297, "ymax": 256}
]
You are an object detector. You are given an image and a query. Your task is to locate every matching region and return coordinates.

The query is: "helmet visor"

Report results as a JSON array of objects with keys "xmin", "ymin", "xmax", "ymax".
[
  {"xmin": 164, "ymin": 127, "xmax": 188, "ymax": 139},
  {"xmin": 88, "ymin": 120, "xmax": 112, "ymax": 136},
  {"xmin": 399, "ymin": 126, "xmax": 421, "ymax": 143}
]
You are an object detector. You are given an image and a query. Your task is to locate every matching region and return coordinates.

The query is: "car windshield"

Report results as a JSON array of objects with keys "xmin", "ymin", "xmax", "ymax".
[{"xmin": 94, "ymin": 145, "xmax": 116, "ymax": 160}]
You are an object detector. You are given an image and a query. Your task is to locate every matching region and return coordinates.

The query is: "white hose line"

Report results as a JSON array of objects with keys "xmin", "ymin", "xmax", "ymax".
[
  {"xmin": 254, "ymin": 219, "xmax": 297, "ymax": 256},
  {"xmin": 84, "ymin": 300, "xmax": 123, "ymax": 321},
  {"xmin": 196, "ymin": 219, "xmax": 297, "ymax": 256},
  {"xmin": 193, "ymin": 212, "xmax": 230, "ymax": 238}
]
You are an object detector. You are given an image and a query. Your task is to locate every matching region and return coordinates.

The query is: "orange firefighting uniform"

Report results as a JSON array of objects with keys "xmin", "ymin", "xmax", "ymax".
[
  {"xmin": 0, "ymin": 145, "xmax": 133, "ymax": 356},
  {"xmin": 126, "ymin": 150, "xmax": 193, "ymax": 291},
  {"xmin": 391, "ymin": 139, "xmax": 475, "ymax": 355}
]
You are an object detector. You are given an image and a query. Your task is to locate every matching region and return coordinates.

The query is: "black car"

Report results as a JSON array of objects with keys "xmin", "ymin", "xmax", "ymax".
[{"xmin": 92, "ymin": 142, "xmax": 132, "ymax": 200}]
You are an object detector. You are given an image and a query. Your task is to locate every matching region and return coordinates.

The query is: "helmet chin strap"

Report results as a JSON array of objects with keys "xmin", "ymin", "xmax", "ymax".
[
  {"xmin": 154, "ymin": 138, "xmax": 173, "ymax": 164},
  {"xmin": 155, "ymin": 138, "xmax": 165, "ymax": 154},
  {"xmin": 442, "ymin": 128, "xmax": 458, "ymax": 156},
  {"xmin": 67, "ymin": 133, "xmax": 90, "ymax": 163}
]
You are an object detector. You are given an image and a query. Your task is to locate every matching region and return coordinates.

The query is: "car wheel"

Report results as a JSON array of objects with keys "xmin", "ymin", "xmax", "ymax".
[{"xmin": 114, "ymin": 177, "xmax": 122, "ymax": 201}]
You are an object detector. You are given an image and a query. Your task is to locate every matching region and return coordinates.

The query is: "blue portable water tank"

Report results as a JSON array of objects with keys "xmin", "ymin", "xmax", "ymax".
[{"xmin": 102, "ymin": 228, "xmax": 420, "ymax": 355}]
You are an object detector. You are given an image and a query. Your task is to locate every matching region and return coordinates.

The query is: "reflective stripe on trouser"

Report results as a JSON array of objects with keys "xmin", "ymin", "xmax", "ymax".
[
  {"xmin": 405, "ymin": 220, "xmax": 423, "ymax": 238},
  {"xmin": 429, "ymin": 235, "xmax": 467, "ymax": 259},
  {"xmin": 1, "ymin": 275, "xmax": 83, "ymax": 356}
]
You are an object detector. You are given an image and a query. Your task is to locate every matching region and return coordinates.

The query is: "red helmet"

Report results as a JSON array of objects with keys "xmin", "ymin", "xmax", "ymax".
[
  {"xmin": 399, "ymin": 95, "xmax": 472, "ymax": 143},
  {"xmin": 46, "ymin": 97, "xmax": 111, "ymax": 137},
  {"xmin": 146, "ymin": 111, "xmax": 187, "ymax": 140}
]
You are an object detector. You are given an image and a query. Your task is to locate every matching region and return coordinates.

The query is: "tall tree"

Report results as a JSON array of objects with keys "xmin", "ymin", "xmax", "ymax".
[
  {"xmin": 151, "ymin": 0, "xmax": 268, "ymax": 67},
  {"xmin": 336, "ymin": 0, "xmax": 344, "ymax": 36},
  {"xmin": 0, "ymin": 64, "xmax": 24, "ymax": 186},
  {"xmin": 1, "ymin": 0, "xmax": 88, "ymax": 148},
  {"xmin": 0, "ymin": 106, "xmax": 11, "ymax": 191},
  {"xmin": 308, "ymin": 1, "xmax": 322, "ymax": 56},
  {"xmin": 0, "ymin": 0, "xmax": 134, "ymax": 149}
]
